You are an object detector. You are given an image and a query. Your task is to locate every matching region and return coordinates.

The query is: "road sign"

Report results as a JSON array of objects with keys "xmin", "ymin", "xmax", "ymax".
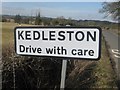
[{"xmin": 14, "ymin": 27, "xmax": 101, "ymax": 60}]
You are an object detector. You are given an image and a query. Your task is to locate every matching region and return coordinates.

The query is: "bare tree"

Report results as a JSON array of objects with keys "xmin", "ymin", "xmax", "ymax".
[
  {"xmin": 14, "ymin": 14, "xmax": 22, "ymax": 24},
  {"xmin": 99, "ymin": 1, "xmax": 120, "ymax": 21},
  {"xmin": 35, "ymin": 12, "xmax": 42, "ymax": 25}
]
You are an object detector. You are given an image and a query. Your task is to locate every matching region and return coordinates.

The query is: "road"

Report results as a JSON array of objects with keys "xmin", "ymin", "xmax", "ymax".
[{"xmin": 102, "ymin": 30, "xmax": 120, "ymax": 86}]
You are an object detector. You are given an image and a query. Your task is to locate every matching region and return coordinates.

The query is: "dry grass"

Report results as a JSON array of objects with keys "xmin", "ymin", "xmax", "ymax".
[
  {"xmin": 2, "ymin": 43, "xmax": 63, "ymax": 89},
  {"xmin": 2, "ymin": 22, "xmax": 117, "ymax": 89},
  {"xmin": 2, "ymin": 22, "xmax": 32, "ymax": 46},
  {"xmin": 65, "ymin": 37, "xmax": 117, "ymax": 89},
  {"xmin": 90, "ymin": 37, "xmax": 117, "ymax": 88}
]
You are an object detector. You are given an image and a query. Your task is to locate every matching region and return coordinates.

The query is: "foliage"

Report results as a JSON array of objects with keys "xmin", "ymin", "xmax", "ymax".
[
  {"xmin": 65, "ymin": 37, "xmax": 117, "ymax": 88},
  {"xmin": 52, "ymin": 19, "xmax": 59, "ymax": 26},
  {"xmin": 35, "ymin": 12, "xmax": 42, "ymax": 25},
  {"xmin": 100, "ymin": 2, "xmax": 120, "ymax": 21},
  {"xmin": 42, "ymin": 18, "xmax": 51, "ymax": 26},
  {"xmin": 14, "ymin": 14, "xmax": 22, "ymax": 24},
  {"xmin": 2, "ymin": 18, "xmax": 7, "ymax": 22},
  {"xmin": 2, "ymin": 43, "xmax": 75, "ymax": 89},
  {"xmin": 22, "ymin": 18, "xmax": 30, "ymax": 24},
  {"xmin": 2, "ymin": 44, "xmax": 62, "ymax": 89},
  {"xmin": 2, "ymin": 22, "xmax": 117, "ymax": 89}
]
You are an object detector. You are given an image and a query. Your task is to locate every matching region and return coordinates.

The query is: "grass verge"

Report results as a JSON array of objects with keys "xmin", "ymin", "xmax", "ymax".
[
  {"xmin": 65, "ymin": 37, "xmax": 117, "ymax": 89},
  {"xmin": 90, "ymin": 37, "xmax": 117, "ymax": 88},
  {"xmin": 2, "ymin": 22, "xmax": 117, "ymax": 89}
]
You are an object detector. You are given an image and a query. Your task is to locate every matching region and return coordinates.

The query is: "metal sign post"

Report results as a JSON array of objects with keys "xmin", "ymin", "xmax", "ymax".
[{"xmin": 60, "ymin": 60, "xmax": 67, "ymax": 90}]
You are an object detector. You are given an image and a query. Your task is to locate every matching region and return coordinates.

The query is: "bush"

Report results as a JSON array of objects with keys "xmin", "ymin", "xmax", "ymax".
[
  {"xmin": 2, "ymin": 44, "xmax": 64, "ymax": 89},
  {"xmin": 2, "ymin": 18, "xmax": 7, "ymax": 22}
]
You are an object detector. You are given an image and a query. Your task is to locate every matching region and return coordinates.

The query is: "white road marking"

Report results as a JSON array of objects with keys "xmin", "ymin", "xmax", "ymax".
[
  {"xmin": 112, "ymin": 49, "xmax": 120, "ymax": 54},
  {"xmin": 114, "ymin": 55, "xmax": 120, "ymax": 58},
  {"xmin": 111, "ymin": 49, "xmax": 120, "ymax": 58}
]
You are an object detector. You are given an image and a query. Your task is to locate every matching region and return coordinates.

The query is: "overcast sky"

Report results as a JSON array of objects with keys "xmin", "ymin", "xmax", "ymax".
[{"xmin": 2, "ymin": 2, "xmax": 114, "ymax": 22}]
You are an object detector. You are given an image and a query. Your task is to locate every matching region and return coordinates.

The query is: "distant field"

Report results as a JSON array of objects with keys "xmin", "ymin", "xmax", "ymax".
[
  {"xmin": 2, "ymin": 22, "xmax": 16, "ymax": 46},
  {"xmin": 2, "ymin": 22, "xmax": 31, "ymax": 46}
]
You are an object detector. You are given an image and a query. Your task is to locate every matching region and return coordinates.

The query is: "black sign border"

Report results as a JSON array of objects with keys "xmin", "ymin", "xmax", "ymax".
[{"xmin": 14, "ymin": 26, "xmax": 102, "ymax": 60}]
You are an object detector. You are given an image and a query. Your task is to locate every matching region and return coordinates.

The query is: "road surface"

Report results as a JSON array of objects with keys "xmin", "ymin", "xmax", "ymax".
[{"xmin": 102, "ymin": 30, "xmax": 120, "ymax": 86}]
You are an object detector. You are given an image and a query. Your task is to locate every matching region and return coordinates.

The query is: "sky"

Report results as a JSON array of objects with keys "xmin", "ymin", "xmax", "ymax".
[{"xmin": 2, "ymin": 2, "xmax": 114, "ymax": 22}]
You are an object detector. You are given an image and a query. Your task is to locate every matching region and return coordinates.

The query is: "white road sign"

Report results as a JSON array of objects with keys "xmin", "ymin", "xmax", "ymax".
[{"xmin": 14, "ymin": 27, "xmax": 101, "ymax": 60}]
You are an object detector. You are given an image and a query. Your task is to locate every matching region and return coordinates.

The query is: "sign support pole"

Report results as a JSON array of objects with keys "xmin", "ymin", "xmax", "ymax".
[{"xmin": 60, "ymin": 59, "xmax": 67, "ymax": 90}]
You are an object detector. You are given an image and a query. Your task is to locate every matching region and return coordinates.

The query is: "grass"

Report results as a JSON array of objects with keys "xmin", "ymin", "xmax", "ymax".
[
  {"xmin": 2, "ymin": 22, "xmax": 62, "ymax": 89},
  {"xmin": 2, "ymin": 44, "xmax": 62, "ymax": 89},
  {"xmin": 2, "ymin": 22, "xmax": 31, "ymax": 46},
  {"xmin": 111, "ymin": 29, "xmax": 120, "ymax": 36},
  {"xmin": 90, "ymin": 37, "xmax": 117, "ymax": 88},
  {"xmin": 65, "ymin": 37, "xmax": 117, "ymax": 88},
  {"xmin": 2, "ymin": 22, "xmax": 117, "ymax": 89},
  {"xmin": 2, "ymin": 22, "xmax": 15, "ymax": 46}
]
